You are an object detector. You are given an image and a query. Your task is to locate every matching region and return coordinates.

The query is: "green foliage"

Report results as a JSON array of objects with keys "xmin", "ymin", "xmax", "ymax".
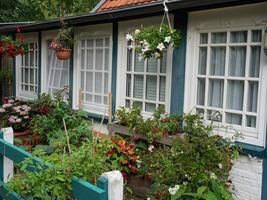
[
  {"xmin": 0, "ymin": 68, "xmax": 12, "ymax": 81},
  {"xmin": 54, "ymin": 23, "xmax": 74, "ymax": 49}
]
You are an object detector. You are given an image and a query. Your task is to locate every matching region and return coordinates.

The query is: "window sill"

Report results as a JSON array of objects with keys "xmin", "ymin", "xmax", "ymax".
[{"xmin": 235, "ymin": 141, "xmax": 266, "ymax": 158}]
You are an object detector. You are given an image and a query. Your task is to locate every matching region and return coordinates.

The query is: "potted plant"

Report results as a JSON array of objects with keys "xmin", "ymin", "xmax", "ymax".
[
  {"xmin": 50, "ymin": 22, "xmax": 73, "ymax": 60},
  {"xmin": 0, "ymin": 35, "xmax": 28, "ymax": 57}
]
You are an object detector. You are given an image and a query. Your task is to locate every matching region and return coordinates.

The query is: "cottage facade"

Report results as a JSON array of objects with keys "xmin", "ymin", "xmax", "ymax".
[{"xmin": 0, "ymin": 0, "xmax": 267, "ymax": 199}]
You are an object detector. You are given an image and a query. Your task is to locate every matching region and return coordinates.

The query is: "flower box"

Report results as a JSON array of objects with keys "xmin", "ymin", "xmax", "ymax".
[{"xmin": 108, "ymin": 123, "xmax": 182, "ymax": 146}]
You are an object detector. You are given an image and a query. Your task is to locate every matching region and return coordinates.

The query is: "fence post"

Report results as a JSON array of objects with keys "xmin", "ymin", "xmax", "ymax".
[
  {"xmin": 0, "ymin": 127, "xmax": 14, "ymax": 183},
  {"xmin": 100, "ymin": 170, "xmax": 123, "ymax": 200}
]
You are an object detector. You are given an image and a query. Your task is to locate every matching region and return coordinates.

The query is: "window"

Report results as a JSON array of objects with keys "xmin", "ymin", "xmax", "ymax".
[
  {"xmin": 79, "ymin": 37, "xmax": 111, "ymax": 112},
  {"xmin": 19, "ymin": 42, "xmax": 38, "ymax": 97},
  {"xmin": 46, "ymin": 40, "xmax": 69, "ymax": 96},
  {"xmin": 195, "ymin": 30, "xmax": 262, "ymax": 133},
  {"xmin": 125, "ymin": 49, "xmax": 169, "ymax": 115}
]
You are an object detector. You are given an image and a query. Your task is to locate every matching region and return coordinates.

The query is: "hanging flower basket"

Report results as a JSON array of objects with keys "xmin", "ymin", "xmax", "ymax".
[
  {"xmin": 126, "ymin": 24, "xmax": 181, "ymax": 60},
  {"xmin": 55, "ymin": 48, "xmax": 72, "ymax": 60}
]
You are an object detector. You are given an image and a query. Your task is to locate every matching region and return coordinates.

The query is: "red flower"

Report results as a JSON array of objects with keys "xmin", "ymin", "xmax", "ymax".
[
  {"xmin": 156, "ymin": 191, "xmax": 161, "ymax": 199},
  {"xmin": 121, "ymin": 171, "xmax": 128, "ymax": 180},
  {"xmin": 151, "ymin": 127, "xmax": 160, "ymax": 133},
  {"xmin": 106, "ymin": 149, "xmax": 115, "ymax": 157},
  {"xmin": 38, "ymin": 106, "xmax": 51, "ymax": 114},
  {"xmin": 132, "ymin": 135, "xmax": 140, "ymax": 141},
  {"xmin": 16, "ymin": 26, "xmax": 21, "ymax": 33}
]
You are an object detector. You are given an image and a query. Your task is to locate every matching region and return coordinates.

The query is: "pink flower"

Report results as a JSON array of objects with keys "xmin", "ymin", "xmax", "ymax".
[
  {"xmin": 0, "ymin": 108, "xmax": 5, "ymax": 113},
  {"xmin": 20, "ymin": 111, "xmax": 28, "ymax": 116},
  {"xmin": 15, "ymin": 118, "xmax": 22, "ymax": 123},
  {"xmin": 8, "ymin": 100, "xmax": 14, "ymax": 104},
  {"xmin": 2, "ymin": 103, "xmax": 12, "ymax": 108},
  {"xmin": 8, "ymin": 117, "xmax": 16, "ymax": 124}
]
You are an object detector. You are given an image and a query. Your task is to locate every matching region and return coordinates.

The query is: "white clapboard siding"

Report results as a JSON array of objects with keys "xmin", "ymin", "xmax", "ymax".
[{"xmin": 230, "ymin": 155, "xmax": 263, "ymax": 200}]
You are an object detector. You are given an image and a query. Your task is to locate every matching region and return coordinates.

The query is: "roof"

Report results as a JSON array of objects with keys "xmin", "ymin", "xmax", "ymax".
[
  {"xmin": 97, "ymin": 0, "xmax": 160, "ymax": 12},
  {"xmin": 0, "ymin": 0, "xmax": 264, "ymax": 33}
]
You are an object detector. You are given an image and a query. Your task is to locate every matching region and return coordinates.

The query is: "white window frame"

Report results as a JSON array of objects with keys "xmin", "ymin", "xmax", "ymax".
[
  {"xmin": 184, "ymin": 5, "xmax": 267, "ymax": 147},
  {"xmin": 41, "ymin": 30, "xmax": 70, "ymax": 96},
  {"xmin": 73, "ymin": 24, "xmax": 113, "ymax": 115},
  {"xmin": 116, "ymin": 16, "xmax": 173, "ymax": 118},
  {"xmin": 16, "ymin": 33, "xmax": 38, "ymax": 100}
]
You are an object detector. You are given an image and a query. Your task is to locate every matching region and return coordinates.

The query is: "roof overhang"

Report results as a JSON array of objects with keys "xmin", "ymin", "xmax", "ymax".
[{"xmin": 0, "ymin": 0, "xmax": 265, "ymax": 33}]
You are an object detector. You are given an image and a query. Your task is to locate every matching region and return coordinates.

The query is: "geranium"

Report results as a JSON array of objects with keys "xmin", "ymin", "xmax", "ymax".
[
  {"xmin": 0, "ymin": 35, "xmax": 28, "ymax": 57},
  {"xmin": 127, "ymin": 25, "xmax": 181, "ymax": 59}
]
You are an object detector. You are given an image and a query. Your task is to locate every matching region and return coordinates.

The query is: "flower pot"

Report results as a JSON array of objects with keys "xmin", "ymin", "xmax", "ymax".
[
  {"xmin": 14, "ymin": 129, "xmax": 32, "ymax": 146},
  {"xmin": 56, "ymin": 48, "xmax": 72, "ymax": 60}
]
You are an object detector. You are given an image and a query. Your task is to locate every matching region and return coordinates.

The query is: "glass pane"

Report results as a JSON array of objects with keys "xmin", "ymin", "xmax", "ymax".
[
  {"xmin": 134, "ymin": 52, "xmax": 144, "ymax": 72},
  {"xmin": 95, "ymin": 72, "xmax": 102, "ymax": 93},
  {"xmin": 86, "ymin": 49, "xmax": 94, "ymax": 70},
  {"xmin": 30, "ymin": 69, "xmax": 34, "ymax": 84},
  {"xmin": 30, "ymin": 51, "xmax": 34, "ymax": 66},
  {"xmin": 247, "ymin": 81, "xmax": 258, "ymax": 113},
  {"xmin": 227, "ymin": 80, "xmax": 244, "ymax": 111},
  {"xmin": 95, "ymin": 95, "xmax": 102, "ymax": 104},
  {"xmin": 147, "ymin": 57, "xmax": 158, "ymax": 73},
  {"xmin": 249, "ymin": 46, "xmax": 261, "ymax": 77},
  {"xmin": 145, "ymin": 103, "xmax": 156, "ymax": 112},
  {"xmin": 146, "ymin": 76, "xmax": 157, "ymax": 101},
  {"xmin": 196, "ymin": 108, "xmax": 204, "ymax": 115},
  {"xmin": 198, "ymin": 47, "xmax": 207, "ymax": 75},
  {"xmin": 85, "ymin": 94, "xmax": 93, "ymax": 102},
  {"xmin": 81, "ymin": 40, "xmax": 85, "ymax": 47},
  {"xmin": 230, "ymin": 31, "xmax": 247, "ymax": 43},
  {"xmin": 228, "ymin": 47, "xmax": 246, "ymax": 77},
  {"xmin": 126, "ymin": 74, "xmax": 131, "ymax": 97},
  {"xmin": 96, "ymin": 39, "xmax": 103, "ymax": 47},
  {"xmin": 246, "ymin": 116, "xmax": 256, "ymax": 128},
  {"xmin": 133, "ymin": 101, "xmax": 143, "ymax": 109},
  {"xmin": 105, "ymin": 49, "xmax": 109, "ymax": 71},
  {"xmin": 208, "ymin": 79, "xmax": 223, "ymax": 108},
  {"xmin": 24, "ymin": 53, "xmax": 28, "ymax": 66},
  {"xmin": 105, "ymin": 38, "xmax": 109, "ymax": 47},
  {"xmin": 211, "ymin": 32, "xmax": 226, "ymax": 43},
  {"xmin": 25, "ymin": 68, "xmax": 29, "ymax": 83},
  {"xmin": 87, "ymin": 39, "xmax": 94, "ymax": 47},
  {"xmin": 197, "ymin": 78, "xmax": 205, "ymax": 106},
  {"xmin": 86, "ymin": 72, "xmax": 93, "ymax": 92},
  {"xmin": 125, "ymin": 100, "xmax": 131, "ymax": 108},
  {"xmin": 133, "ymin": 75, "xmax": 143, "ymax": 98},
  {"xmin": 127, "ymin": 49, "xmax": 132, "ymax": 71},
  {"xmin": 226, "ymin": 113, "xmax": 242, "ymax": 125},
  {"xmin": 200, "ymin": 33, "xmax": 208, "ymax": 44},
  {"xmin": 159, "ymin": 76, "xmax": 166, "ymax": 102},
  {"xmin": 207, "ymin": 110, "xmax": 222, "ymax": 122},
  {"xmin": 160, "ymin": 51, "xmax": 167, "ymax": 73},
  {"xmin": 210, "ymin": 47, "xmax": 225, "ymax": 76},
  {"xmin": 104, "ymin": 73, "xmax": 108, "ymax": 94},
  {"xmin": 95, "ymin": 49, "xmax": 103, "ymax": 70},
  {"xmin": 251, "ymin": 30, "xmax": 262, "ymax": 42},
  {"xmin": 81, "ymin": 49, "xmax": 85, "ymax": 69},
  {"xmin": 104, "ymin": 96, "xmax": 108, "ymax": 105}
]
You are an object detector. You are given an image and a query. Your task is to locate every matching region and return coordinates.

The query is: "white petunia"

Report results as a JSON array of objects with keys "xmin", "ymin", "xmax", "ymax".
[
  {"xmin": 126, "ymin": 33, "xmax": 133, "ymax": 41},
  {"xmin": 135, "ymin": 29, "xmax": 141, "ymax": 35},
  {"xmin": 164, "ymin": 36, "xmax": 171, "ymax": 43},
  {"xmin": 157, "ymin": 43, "xmax": 165, "ymax": 51},
  {"xmin": 148, "ymin": 145, "xmax": 154, "ymax": 153},
  {"xmin": 210, "ymin": 173, "xmax": 217, "ymax": 180},
  {"xmin": 168, "ymin": 185, "xmax": 180, "ymax": 195},
  {"xmin": 218, "ymin": 163, "xmax": 223, "ymax": 169}
]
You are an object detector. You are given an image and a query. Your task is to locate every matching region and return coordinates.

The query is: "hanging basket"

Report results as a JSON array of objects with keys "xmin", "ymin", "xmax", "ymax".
[{"xmin": 56, "ymin": 48, "xmax": 72, "ymax": 60}]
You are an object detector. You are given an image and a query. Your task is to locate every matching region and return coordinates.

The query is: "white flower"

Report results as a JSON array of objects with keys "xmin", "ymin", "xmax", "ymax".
[
  {"xmin": 137, "ymin": 160, "xmax": 142, "ymax": 168},
  {"xmin": 135, "ymin": 29, "xmax": 140, "ymax": 35},
  {"xmin": 168, "ymin": 185, "xmax": 180, "ymax": 195},
  {"xmin": 8, "ymin": 99, "xmax": 14, "ymax": 104},
  {"xmin": 147, "ymin": 198, "xmax": 151, "ymax": 200},
  {"xmin": 154, "ymin": 52, "xmax": 161, "ymax": 59},
  {"xmin": 141, "ymin": 46, "xmax": 150, "ymax": 53},
  {"xmin": 143, "ymin": 40, "xmax": 149, "ymax": 47},
  {"xmin": 24, "ymin": 116, "xmax": 29, "ymax": 119},
  {"xmin": 126, "ymin": 33, "xmax": 133, "ymax": 41},
  {"xmin": 15, "ymin": 118, "xmax": 22, "ymax": 123},
  {"xmin": 183, "ymin": 181, "xmax": 188, "ymax": 186},
  {"xmin": 148, "ymin": 145, "xmax": 154, "ymax": 153},
  {"xmin": 218, "ymin": 163, "xmax": 223, "ymax": 169},
  {"xmin": 2, "ymin": 103, "xmax": 12, "ymax": 108},
  {"xmin": 127, "ymin": 45, "xmax": 134, "ymax": 50},
  {"xmin": 138, "ymin": 54, "xmax": 144, "ymax": 61},
  {"xmin": 0, "ymin": 108, "xmax": 5, "ymax": 113},
  {"xmin": 157, "ymin": 43, "xmax": 165, "ymax": 51},
  {"xmin": 164, "ymin": 36, "xmax": 171, "ymax": 43},
  {"xmin": 210, "ymin": 173, "xmax": 217, "ymax": 180}
]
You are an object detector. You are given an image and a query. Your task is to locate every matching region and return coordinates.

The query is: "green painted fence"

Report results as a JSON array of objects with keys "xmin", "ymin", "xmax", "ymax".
[{"xmin": 0, "ymin": 130, "xmax": 108, "ymax": 200}]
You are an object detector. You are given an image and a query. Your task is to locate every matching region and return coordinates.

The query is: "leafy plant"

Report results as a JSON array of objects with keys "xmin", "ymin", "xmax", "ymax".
[{"xmin": 0, "ymin": 34, "xmax": 28, "ymax": 57}]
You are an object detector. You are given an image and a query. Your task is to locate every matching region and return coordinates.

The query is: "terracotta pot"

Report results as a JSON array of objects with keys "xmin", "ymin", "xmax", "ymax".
[
  {"xmin": 14, "ymin": 129, "xmax": 32, "ymax": 146},
  {"xmin": 56, "ymin": 48, "xmax": 72, "ymax": 60}
]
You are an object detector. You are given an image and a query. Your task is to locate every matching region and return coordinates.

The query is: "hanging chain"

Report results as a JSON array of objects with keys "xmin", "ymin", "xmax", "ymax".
[{"xmin": 160, "ymin": 0, "xmax": 172, "ymax": 31}]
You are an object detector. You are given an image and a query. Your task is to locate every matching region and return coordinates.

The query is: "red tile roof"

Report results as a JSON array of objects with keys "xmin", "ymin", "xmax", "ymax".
[{"xmin": 97, "ymin": 0, "xmax": 159, "ymax": 12}]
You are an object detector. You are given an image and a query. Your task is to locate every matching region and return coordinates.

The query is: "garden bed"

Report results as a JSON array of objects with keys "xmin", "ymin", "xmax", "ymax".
[{"xmin": 108, "ymin": 123, "xmax": 183, "ymax": 146}]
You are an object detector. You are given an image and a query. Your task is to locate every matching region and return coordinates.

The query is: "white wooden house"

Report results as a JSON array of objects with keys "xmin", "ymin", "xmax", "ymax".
[{"xmin": 0, "ymin": 0, "xmax": 266, "ymax": 199}]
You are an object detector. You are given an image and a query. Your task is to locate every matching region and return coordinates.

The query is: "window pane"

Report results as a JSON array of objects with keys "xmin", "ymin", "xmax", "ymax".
[
  {"xmin": 30, "ymin": 51, "xmax": 34, "ymax": 66},
  {"xmin": 210, "ymin": 47, "xmax": 225, "ymax": 76},
  {"xmin": 125, "ymin": 100, "xmax": 131, "ymax": 108},
  {"xmin": 230, "ymin": 31, "xmax": 247, "ymax": 43},
  {"xmin": 127, "ymin": 49, "xmax": 132, "ymax": 71},
  {"xmin": 251, "ymin": 30, "xmax": 262, "ymax": 42},
  {"xmin": 25, "ymin": 68, "xmax": 29, "ymax": 83},
  {"xmin": 211, "ymin": 32, "xmax": 226, "ymax": 43},
  {"xmin": 207, "ymin": 110, "xmax": 222, "ymax": 122},
  {"xmin": 134, "ymin": 52, "xmax": 144, "ymax": 72},
  {"xmin": 86, "ymin": 49, "xmax": 94, "ymax": 70},
  {"xmin": 105, "ymin": 49, "xmax": 109, "ymax": 71},
  {"xmin": 197, "ymin": 78, "xmax": 205, "ymax": 106},
  {"xmin": 196, "ymin": 108, "xmax": 204, "ymax": 115},
  {"xmin": 86, "ymin": 72, "xmax": 93, "ymax": 92},
  {"xmin": 133, "ymin": 101, "xmax": 143, "ymax": 109},
  {"xmin": 200, "ymin": 33, "xmax": 208, "ymax": 44},
  {"xmin": 96, "ymin": 39, "xmax": 103, "ymax": 47},
  {"xmin": 30, "ymin": 69, "xmax": 34, "ymax": 84},
  {"xmin": 87, "ymin": 39, "xmax": 93, "ymax": 47},
  {"xmin": 249, "ymin": 46, "xmax": 261, "ymax": 77},
  {"xmin": 226, "ymin": 113, "xmax": 242, "ymax": 125},
  {"xmin": 208, "ymin": 79, "xmax": 224, "ymax": 108},
  {"xmin": 228, "ymin": 47, "xmax": 246, "ymax": 77},
  {"xmin": 247, "ymin": 81, "xmax": 258, "ymax": 113},
  {"xmin": 147, "ymin": 57, "xmax": 158, "ymax": 73},
  {"xmin": 159, "ymin": 76, "xmax": 166, "ymax": 102},
  {"xmin": 95, "ymin": 95, "xmax": 102, "ymax": 104},
  {"xmin": 95, "ymin": 72, "xmax": 102, "ymax": 93},
  {"xmin": 246, "ymin": 116, "xmax": 256, "ymax": 128},
  {"xmin": 104, "ymin": 73, "xmax": 108, "ymax": 94},
  {"xmin": 146, "ymin": 76, "xmax": 157, "ymax": 101},
  {"xmin": 85, "ymin": 94, "xmax": 93, "ymax": 102},
  {"xmin": 81, "ymin": 72, "xmax": 85, "ymax": 90},
  {"xmin": 133, "ymin": 75, "xmax": 143, "ymax": 98},
  {"xmin": 81, "ymin": 49, "xmax": 85, "ymax": 69},
  {"xmin": 126, "ymin": 74, "xmax": 131, "ymax": 97},
  {"xmin": 95, "ymin": 49, "xmax": 103, "ymax": 70},
  {"xmin": 145, "ymin": 103, "xmax": 156, "ymax": 112},
  {"xmin": 160, "ymin": 51, "xmax": 167, "ymax": 73},
  {"xmin": 104, "ymin": 96, "xmax": 108, "ymax": 105},
  {"xmin": 198, "ymin": 47, "xmax": 207, "ymax": 75},
  {"xmin": 81, "ymin": 40, "xmax": 85, "ymax": 47},
  {"xmin": 227, "ymin": 80, "xmax": 244, "ymax": 111},
  {"xmin": 105, "ymin": 38, "xmax": 109, "ymax": 47}
]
